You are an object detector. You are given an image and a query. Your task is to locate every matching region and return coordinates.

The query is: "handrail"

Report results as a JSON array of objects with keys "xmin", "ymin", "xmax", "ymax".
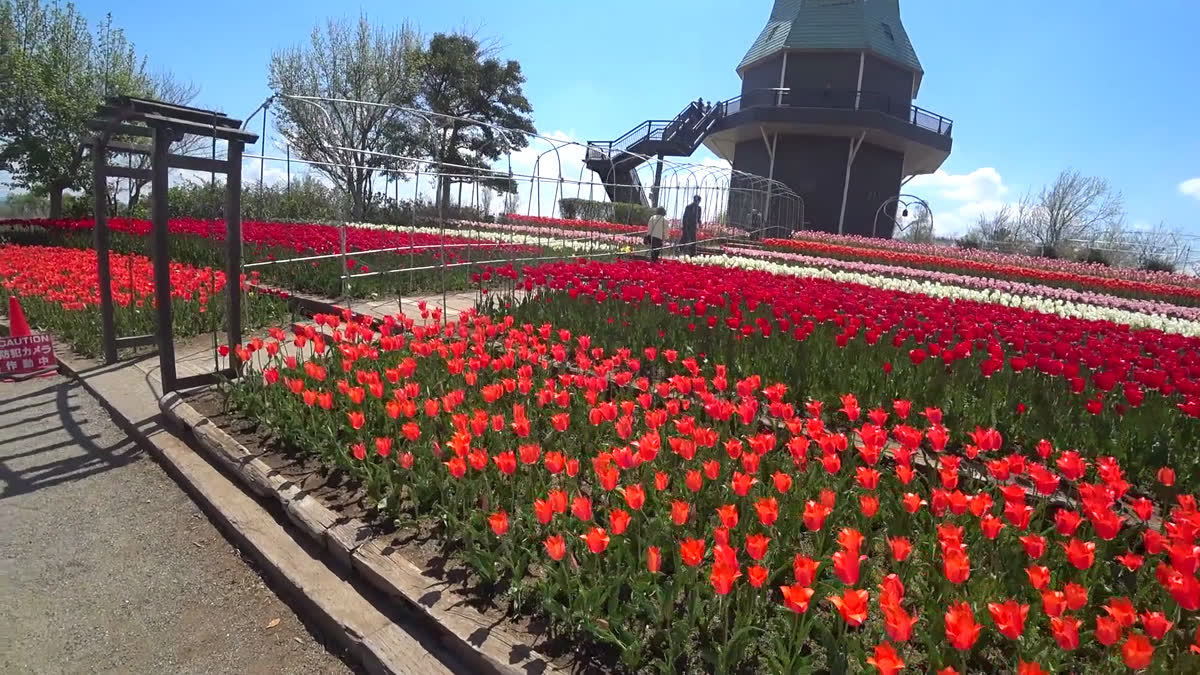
[{"xmin": 718, "ymin": 88, "xmax": 953, "ymax": 137}]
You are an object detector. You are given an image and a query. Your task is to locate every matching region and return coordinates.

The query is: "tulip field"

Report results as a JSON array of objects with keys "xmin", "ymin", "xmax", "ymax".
[
  {"xmin": 6, "ymin": 210, "xmax": 1200, "ymax": 672},
  {"xmin": 228, "ymin": 299, "xmax": 1200, "ymax": 673},
  {"xmin": 0, "ymin": 244, "xmax": 286, "ymax": 356},
  {"xmin": 2, "ymin": 217, "xmax": 545, "ymax": 299}
]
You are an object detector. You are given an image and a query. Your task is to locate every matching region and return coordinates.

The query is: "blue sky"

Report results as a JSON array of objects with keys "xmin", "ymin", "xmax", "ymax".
[{"xmin": 40, "ymin": 1, "xmax": 1200, "ymax": 233}]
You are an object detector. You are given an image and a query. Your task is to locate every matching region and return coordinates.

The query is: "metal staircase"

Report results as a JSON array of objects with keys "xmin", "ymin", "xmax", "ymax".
[{"xmin": 584, "ymin": 101, "xmax": 723, "ymax": 205}]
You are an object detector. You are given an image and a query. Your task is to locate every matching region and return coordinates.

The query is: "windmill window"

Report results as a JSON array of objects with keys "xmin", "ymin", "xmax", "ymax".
[
  {"xmin": 881, "ymin": 23, "xmax": 895, "ymax": 41},
  {"xmin": 766, "ymin": 25, "xmax": 781, "ymax": 42}
]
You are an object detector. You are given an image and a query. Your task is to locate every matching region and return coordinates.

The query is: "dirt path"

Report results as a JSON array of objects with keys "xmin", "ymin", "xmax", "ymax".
[{"xmin": 0, "ymin": 375, "xmax": 356, "ymax": 674}]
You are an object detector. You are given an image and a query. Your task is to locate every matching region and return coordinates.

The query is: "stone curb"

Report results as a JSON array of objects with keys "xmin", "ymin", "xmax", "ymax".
[{"xmin": 160, "ymin": 391, "xmax": 562, "ymax": 675}]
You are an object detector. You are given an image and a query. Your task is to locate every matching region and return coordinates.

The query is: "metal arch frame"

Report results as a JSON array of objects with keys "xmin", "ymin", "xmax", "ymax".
[
  {"xmin": 873, "ymin": 193, "xmax": 933, "ymax": 239},
  {"xmin": 277, "ymin": 94, "xmax": 804, "ymax": 224}
]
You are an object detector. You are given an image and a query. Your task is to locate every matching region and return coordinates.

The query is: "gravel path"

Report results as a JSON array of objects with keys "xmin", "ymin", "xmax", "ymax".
[{"xmin": 0, "ymin": 375, "xmax": 356, "ymax": 674}]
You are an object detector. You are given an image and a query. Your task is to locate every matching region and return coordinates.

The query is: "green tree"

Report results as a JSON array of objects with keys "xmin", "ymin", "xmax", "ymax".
[
  {"xmin": 417, "ymin": 33, "xmax": 534, "ymax": 210},
  {"xmin": 269, "ymin": 15, "xmax": 422, "ymax": 220},
  {"xmin": 0, "ymin": 2, "xmax": 152, "ymax": 216}
]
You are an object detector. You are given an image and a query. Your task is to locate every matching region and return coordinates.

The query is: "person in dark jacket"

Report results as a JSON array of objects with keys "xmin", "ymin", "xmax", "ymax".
[{"xmin": 681, "ymin": 195, "xmax": 701, "ymax": 256}]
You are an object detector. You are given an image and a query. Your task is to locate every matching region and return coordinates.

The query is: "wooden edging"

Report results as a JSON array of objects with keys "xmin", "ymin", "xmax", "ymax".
[{"xmin": 159, "ymin": 392, "xmax": 562, "ymax": 675}]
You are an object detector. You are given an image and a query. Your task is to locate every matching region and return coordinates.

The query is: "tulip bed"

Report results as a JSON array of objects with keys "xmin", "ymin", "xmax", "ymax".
[
  {"xmin": 0, "ymin": 244, "xmax": 286, "ymax": 356},
  {"xmin": 227, "ymin": 307, "xmax": 1200, "ymax": 673},
  {"xmin": 761, "ymin": 237, "xmax": 1200, "ymax": 307},
  {"xmin": 478, "ymin": 260, "xmax": 1200, "ymax": 493},
  {"xmin": 3, "ymin": 217, "xmax": 545, "ymax": 299},
  {"xmin": 786, "ymin": 229, "xmax": 1200, "ymax": 290},
  {"xmin": 503, "ymin": 213, "xmax": 741, "ymax": 242},
  {"xmin": 720, "ymin": 245, "xmax": 1200, "ymax": 324}
]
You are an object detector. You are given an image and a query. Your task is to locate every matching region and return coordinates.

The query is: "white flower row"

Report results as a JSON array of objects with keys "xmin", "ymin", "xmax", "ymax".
[
  {"xmin": 693, "ymin": 253, "xmax": 1200, "ymax": 337},
  {"xmin": 345, "ymin": 221, "xmax": 622, "ymax": 253}
]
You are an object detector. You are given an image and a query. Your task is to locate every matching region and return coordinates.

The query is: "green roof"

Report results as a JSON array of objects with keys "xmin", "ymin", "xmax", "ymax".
[{"xmin": 738, "ymin": 0, "xmax": 924, "ymax": 95}]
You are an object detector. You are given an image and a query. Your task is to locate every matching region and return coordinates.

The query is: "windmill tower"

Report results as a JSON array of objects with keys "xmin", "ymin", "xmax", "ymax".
[{"xmin": 701, "ymin": 0, "xmax": 952, "ymax": 237}]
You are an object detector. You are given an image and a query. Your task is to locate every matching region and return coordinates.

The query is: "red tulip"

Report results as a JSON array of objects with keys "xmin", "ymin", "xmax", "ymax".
[
  {"xmin": 744, "ymin": 534, "xmax": 770, "ymax": 561},
  {"xmin": 488, "ymin": 510, "xmax": 509, "ymax": 536},
  {"xmin": 680, "ymin": 538, "xmax": 706, "ymax": 566},
  {"xmin": 987, "ymin": 599, "xmax": 1029, "ymax": 640},
  {"xmin": 866, "ymin": 641, "xmax": 905, "ymax": 675},
  {"xmin": 646, "ymin": 546, "xmax": 661, "ymax": 573},
  {"xmin": 1121, "ymin": 632, "xmax": 1155, "ymax": 669},
  {"xmin": 1095, "ymin": 615, "xmax": 1123, "ymax": 646},
  {"xmin": 543, "ymin": 534, "xmax": 566, "ymax": 561},
  {"xmin": 888, "ymin": 536, "xmax": 913, "ymax": 562},
  {"xmin": 709, "ymin": 563, "xmax": 741, "ymax": 595},
  {"xmin": 670, "ymin": 500, "xmax": 690, "ymax": 525},
  {"xmin": 1063, "ymin": 538, "xmax": 1096, "ymax": 569},
  {"xmin": 780, "ymin": 584, "xmax": 814, "ymax": 613},
  {"xmin": 944, "ymin": 602, "xmax": 982, "ymax": 650},
  {"xmin": 827, "ymin": 588, "xmax": 870, "ymax": 626},
  {"xmin": 608, "ymin": 508, "xmax": 631, "ymax": 535},
  {"xmin": 1050, "ymin": 615, "xmax": 1082, "ymax": 650},
  {"xmin": 793, "ymin": 554, "xmax": 820, "ymax": 586},
  {"xmin": 581, "ymin": 527, "xmax": 609, "ymax": 554}
]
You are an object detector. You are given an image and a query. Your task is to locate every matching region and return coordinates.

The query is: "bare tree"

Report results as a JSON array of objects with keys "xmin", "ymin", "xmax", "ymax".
[
  {"xmin": 899, "ymin": 203, "xmax": 933, "ymax": 243},
  {"xmin": 269, "ymin": 15, "xmax": 422, "ymax": 219},
  {"xmin": 118, "ymin": 70, "xmax": 202, "ymax": 215},
  {"xmin": 1018, "ymin": 169, "xmax": 1124, "ymax": 255},
  {"xmin": 1129, "ymin": 222, "xmax": 1190, "ymax": 271}
]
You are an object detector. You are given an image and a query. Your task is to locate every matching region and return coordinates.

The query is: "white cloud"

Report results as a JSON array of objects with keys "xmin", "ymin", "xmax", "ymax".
[
  {"xmin": 905, "ymin": 168, "xmax": 1015, "ymax": 237},
  {"xmin": 908, "ymin": 167, "xmax": 1008, "ymax": 203},
  {"xmin": 1180, "ymin": 178, "xmax": 1200, "ymax": 200}
]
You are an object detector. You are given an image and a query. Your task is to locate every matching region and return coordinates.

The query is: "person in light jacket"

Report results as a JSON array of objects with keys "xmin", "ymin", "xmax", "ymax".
[{"xmin": 646, "ymin": 206, "xmax": 668, "ymax": 262}]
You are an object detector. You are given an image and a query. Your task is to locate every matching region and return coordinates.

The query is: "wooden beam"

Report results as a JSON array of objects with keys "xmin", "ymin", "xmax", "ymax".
[
  {"xmin": 117, "ymin": 95, "xmax": 239, "ymax": 128},
  {"xmin": 86, "ymin": 120, "xmax": 154, "ymax": 138},
  {"xmin": 166, "ymin": 154, "xmax": 228, "ymax": 174},
  {"xmin": 114, "ymin": 334, "xmax": 157, "ymax": 349},
  {"xmin": 139, "ymin": 112, "xmax": 260, "ymax": 143},
  {"xmin": 102, "ymin": 165, "xmax": 152, "ymax": 180},
  {"xmin": 103, "ymin": 141, "xmax": 152, "ymax": 156}
]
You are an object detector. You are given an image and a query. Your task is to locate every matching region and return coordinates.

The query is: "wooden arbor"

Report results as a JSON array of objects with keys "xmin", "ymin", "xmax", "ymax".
[{"xmin": 87, "ymin": 96, "xmax": 259, "ymax": 392}]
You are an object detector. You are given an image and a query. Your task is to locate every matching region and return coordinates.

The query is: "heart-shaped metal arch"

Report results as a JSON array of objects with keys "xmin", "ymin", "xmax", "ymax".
[{"xmin": 873, "ymin": 194, "xmax": 933, "ymax": 239}]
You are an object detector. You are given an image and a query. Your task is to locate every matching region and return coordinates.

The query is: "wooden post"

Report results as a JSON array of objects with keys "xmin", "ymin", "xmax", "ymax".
[
  {"xmin": 225, "ymin": 140, "xmax": 243, "ymax": 369},
  {"xmin": 151, "ymin": 126, "xmax": 177, "ymax": 391},
  {"xmin": 92, "ymin": 139, "xmax": 118, "ymax": 364}
]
